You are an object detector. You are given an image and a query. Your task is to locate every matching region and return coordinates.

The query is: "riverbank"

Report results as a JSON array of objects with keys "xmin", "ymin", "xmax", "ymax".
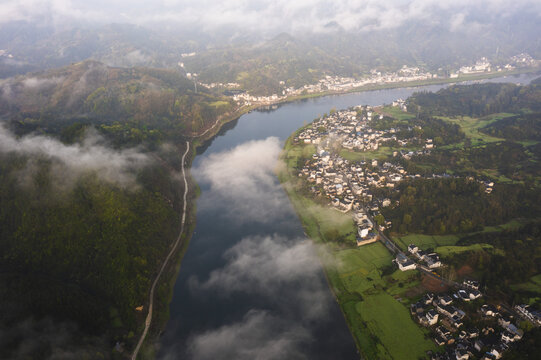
[
  {"xmin": 243, "ymin": 67, "xmax": 541, "ymax": 109},
  {"xmin": 278, "ymin": 134, "xmax": 437, "ymax": 360}
]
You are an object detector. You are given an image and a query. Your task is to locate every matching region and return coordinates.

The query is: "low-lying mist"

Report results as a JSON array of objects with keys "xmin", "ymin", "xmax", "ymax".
[{"xmin": 0, "ymin": 124, "xmax": 149, "ymax": 189}]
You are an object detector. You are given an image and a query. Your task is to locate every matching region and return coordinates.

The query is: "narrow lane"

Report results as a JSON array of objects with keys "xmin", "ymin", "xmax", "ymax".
[{"xmin": 131, "ymin": 141, "xmax": 191, "ymax": 360}]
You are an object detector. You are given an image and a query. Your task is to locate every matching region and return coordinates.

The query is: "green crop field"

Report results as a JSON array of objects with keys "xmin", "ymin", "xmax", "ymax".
[
  {"xmin": 395, "ymin": 219, "xmax": 526, "ymax": 252},
  {"xmin": 335, "ymin": 244, "xmax": 392, "ymax": 294},
  {"xmin": 357, "ymin": 293, "xmax": 436, "ymax": 360}
]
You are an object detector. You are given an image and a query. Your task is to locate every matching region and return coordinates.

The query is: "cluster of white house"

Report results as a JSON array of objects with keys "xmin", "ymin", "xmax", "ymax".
[
  {"xmin": 226, "ymin": 65, "xmax": 439, "ymax": 106},
  {"xmin": 295, "ymin": 107, "xmax": 425, "ymax": 153},
  {"xmin": 407, "ymin": 244, "xmax": 442, "ymax": 269},
  {"xmin": 408, "ymin": 285, "xmax": 535, "ymax": 360},
  {"xmin": 297, "ymin": 148, "xmax": 409, "ymax": 243},
  {"xmin": 190, "ymin": 54, "xmax": 539, "ymax": 105}
]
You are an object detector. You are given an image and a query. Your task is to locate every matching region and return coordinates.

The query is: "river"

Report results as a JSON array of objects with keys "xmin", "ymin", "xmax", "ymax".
[{"xmin": 157, "ymin": 73, "xmax": 538, "ymax": 360}]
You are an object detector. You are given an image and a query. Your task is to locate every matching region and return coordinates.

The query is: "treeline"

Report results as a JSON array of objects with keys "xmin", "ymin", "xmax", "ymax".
[
  {"xmin": 379, "ymin": 178, "xmax": 541, "ymax": 235},
  {"xmin": 481, "ymin": 112, "xmax": 541, "ymax": 141},
  {"xmin": 456, "ymin": 221, "xmax": 541, "ymax": 293},
  {"xmin": 407, "ymin": 79, "xmax": 541, "ymax": 117}
]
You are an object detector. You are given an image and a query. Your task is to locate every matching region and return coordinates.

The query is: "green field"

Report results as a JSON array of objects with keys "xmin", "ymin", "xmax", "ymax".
[
  {"xmin": 209, "ymin": 100, "xmax": 230, "ymax": 108},
  {"xmin": 357, "ymin": 293, "xmax": 435, "ymax": 360},
  {"xmin": 335, "ymin": 244, "xmax": 393, "ymax": 294},
  {"xmin": 395, "ymin": 233, "xmax": 460, "ymax": 251},
  {"xmin": 379, "ymin": 106, "xmax": 415, "ymax": 121},
  {"xmin": 435, "ymin": 244, "xmax": 494, "ymax": 257},
  {"xmin": 477, "ymin": 219, "xmax": 525, "ymax": 233},
  {"xmin": 323, "ymin": 243, "xmax": 435, "ymax": 359},
  {"xmin": 285, "ymin": 143, "xmax": 316, "ymax": 167},
  {"xmin": 436, "ymin": 114, "xmax": 507, "ymax": 146}
]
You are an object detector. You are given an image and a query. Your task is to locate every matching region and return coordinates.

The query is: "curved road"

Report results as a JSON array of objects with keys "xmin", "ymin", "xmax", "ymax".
[{"xmin": 131, "ymin": 141, "xmax": 190, "ymax": 360}]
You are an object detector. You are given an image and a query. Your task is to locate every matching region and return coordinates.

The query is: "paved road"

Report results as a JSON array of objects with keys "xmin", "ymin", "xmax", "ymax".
[{"xmin": 131, "ymin": 141, "xmax": 190, "ymax": 360}]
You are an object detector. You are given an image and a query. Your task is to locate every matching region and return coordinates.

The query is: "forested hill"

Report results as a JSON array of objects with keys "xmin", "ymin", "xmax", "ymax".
[
  {"xmin": 0, "ymin": 61, "xmax": 235, "ymax": 358},
  {"xmin": 406, "ymin": 77, "xmax": 541, "ymax": 117},
  {"xmin": 182, "ymin": 33, "xmax": 353, "ymax": 96},
  {"xmin": 0, "ymin": 60, "xmax": 235, "ymax": 143}
]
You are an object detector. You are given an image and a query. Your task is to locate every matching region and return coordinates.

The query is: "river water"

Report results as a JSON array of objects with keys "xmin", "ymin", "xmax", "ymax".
[{"xmin": 157, "ymin": 73, "xmax": 538, "ymax": 360}]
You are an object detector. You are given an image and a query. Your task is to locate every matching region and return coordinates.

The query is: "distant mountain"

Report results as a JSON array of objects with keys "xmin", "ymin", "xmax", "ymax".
[
  {"xmin": 0, "ymin": 23, "xmax": 191, "ymax": 78},
  {"xmin": 182, "ymin": 32, "xmax": 357, "ymax": 95},
  {"xmin": 1, "ymin": 16, "xmax": 540, "ymax": 95}
]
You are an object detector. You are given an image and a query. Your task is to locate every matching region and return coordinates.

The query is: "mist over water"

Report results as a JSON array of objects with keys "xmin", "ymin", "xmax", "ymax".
[{"xmin": 158, "ymin": 73, "xmax": 538, "ymax": 359}]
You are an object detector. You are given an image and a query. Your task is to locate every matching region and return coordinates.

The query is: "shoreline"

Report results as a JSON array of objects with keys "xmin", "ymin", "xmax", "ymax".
[
  {"xmin": 135, "ymin": 107, "xmax": 257, "ymax": 358},
  {"xmin": 277, "ymin": 137, "xmax": 366, "ymax": 359},
  {"xmin": 238, "ymin": 67, "xmax": 540, "ymax": 109}
]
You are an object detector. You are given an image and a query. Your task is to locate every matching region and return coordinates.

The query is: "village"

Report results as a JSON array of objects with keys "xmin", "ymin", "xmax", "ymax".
[
  {"xmin": 292, "ymin": 105, "xmax": 539, "ymax": 359},
  {"xmin": 192, "ymin": 54, "xmax": 540, "ymax": 106}
]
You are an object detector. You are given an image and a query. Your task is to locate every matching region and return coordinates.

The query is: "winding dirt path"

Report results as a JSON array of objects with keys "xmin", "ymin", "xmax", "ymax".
[{"xmin": 131, "ymin": 141, "xmax": 190, "ymax": 360}]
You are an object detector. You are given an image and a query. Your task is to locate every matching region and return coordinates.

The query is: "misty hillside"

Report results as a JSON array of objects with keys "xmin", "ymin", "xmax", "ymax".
[{"xmin": 0, "ymin": 60, "xmax": 235, "ymax": 142}]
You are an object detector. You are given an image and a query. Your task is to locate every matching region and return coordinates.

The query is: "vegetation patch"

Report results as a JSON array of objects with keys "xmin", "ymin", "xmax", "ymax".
[{"xmin": 356, "ymin": 293, "xmax": 436, "ymax": 360}]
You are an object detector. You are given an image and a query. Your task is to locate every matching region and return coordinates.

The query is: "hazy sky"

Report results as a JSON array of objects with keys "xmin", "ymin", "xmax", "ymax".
[{"xmin": 1, "ymin": 0, "xmax": 540, "ymax": 34}]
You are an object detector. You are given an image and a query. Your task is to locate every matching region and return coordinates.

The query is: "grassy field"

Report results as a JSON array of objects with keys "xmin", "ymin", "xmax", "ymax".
[
  {"xmin": 395, "ymin": 233, "xmax": 460, "ymax": 251},
  {"xmin": 281, "ymin": 138, "xmax": 437, "ymax": 359},
  {"xmin": 435, "ymin": 244, "xmax": 494, "ymax": 257},
  {"xmin": 335, "ymin": 244, "xmax": 393, "ymax": 294},
  {"xmin": 477, "ymin": 219, "xmax": 525, "ymax": 233},
  {"xmin": 357, "ymin": 293, "xmax": 435, "ymax": 360},
  {"xmin": 284, "ymin": 142, "xmax": 316, "ymax": 168},
  {"xmin": 208, "ymin": 100, "xmax": 230, "ymax": 107},
  {"xmin": 436, "ymin": 115, "xmax": 506, "ymax": 146},
  {"xmin": 395, "ymin": 219, "xmax": 526, "ymax": 251},
  {"xmin": 378, "ymin": 106, "xmax": 415, "ymax": 121}
]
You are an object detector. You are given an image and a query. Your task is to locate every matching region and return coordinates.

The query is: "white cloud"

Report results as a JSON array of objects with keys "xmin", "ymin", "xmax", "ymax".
[
  {"xmin": 190, "ymin": 234, "xmax": 334, "ymax": 320},
  {"xmin": 193, "ymin": 137, "xmax": 294, "ymax": 224},
  {"xmin": 0, "ymin": 125, "xmax": 149, "ymax": 188},
  {"xmin": 22, "ymin": 76, "xmax": 65, "ymax": 89},
  {"xmin": 181, "ymin": 234, "xmax": 336, "ymax": 360},
  {"xmin": 0, "ymin": 1, "xmax": 539, "ymax": 34},
  {"xmin": 184, "ymin": 310, "xmax": 310, "ymax": 360}
]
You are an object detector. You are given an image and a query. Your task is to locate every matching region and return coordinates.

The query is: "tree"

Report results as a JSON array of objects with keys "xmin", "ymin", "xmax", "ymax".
[{"xmin": 374, "ymin": 214, "xmax": 385, "ymax": 227}]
